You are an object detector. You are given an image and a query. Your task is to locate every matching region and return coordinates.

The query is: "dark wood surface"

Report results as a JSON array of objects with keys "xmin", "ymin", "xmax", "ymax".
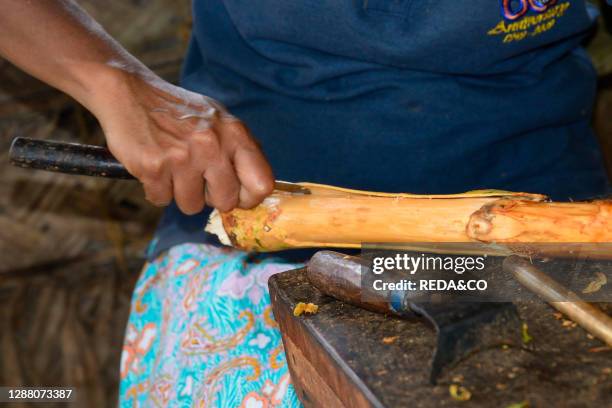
[{"xmin": 269, "ymin": 269, "xmax": 611, "ymax": 408}]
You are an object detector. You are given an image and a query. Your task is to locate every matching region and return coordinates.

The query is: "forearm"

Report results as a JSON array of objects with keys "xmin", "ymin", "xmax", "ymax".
[
  {"xmin": 0, "ymin": 0, "xmax": 274, "ymax": 213},
  {"xmin": 0, "ymin": 0, "xmax": 147, "ymax": 113}
]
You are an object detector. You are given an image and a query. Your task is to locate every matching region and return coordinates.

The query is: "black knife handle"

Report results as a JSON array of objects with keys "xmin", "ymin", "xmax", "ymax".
[{"xmin": 9, "ymin": 137, "xmax": 135, "ymax": 179}]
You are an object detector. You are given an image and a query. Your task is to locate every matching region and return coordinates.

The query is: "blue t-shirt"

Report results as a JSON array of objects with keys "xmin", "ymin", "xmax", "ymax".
[{"xmin": 148, "ymin": 0, "xmax": 610, "ymax": 259}]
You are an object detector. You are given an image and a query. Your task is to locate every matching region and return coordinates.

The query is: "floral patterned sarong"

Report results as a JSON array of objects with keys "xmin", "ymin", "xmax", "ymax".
[{"xmin": 119, "ymin": 243, "xmax": 303, "ymax": 407}]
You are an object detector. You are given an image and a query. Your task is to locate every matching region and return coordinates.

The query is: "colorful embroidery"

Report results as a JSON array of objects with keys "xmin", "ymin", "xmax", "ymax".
[
  {"xmin": 119, "ymin": 243, "xmax": 303, "ymax": 407},
  {"xmin": 488, "ymin": 0, "xmax": 570, "ymax": 43}
]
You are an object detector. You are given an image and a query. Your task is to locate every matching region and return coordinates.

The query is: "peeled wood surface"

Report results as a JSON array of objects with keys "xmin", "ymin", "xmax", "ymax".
[
  {"xmin": 221, "ymin": 194, "xmax": 497, "ymax": 249},
  {"xmin": 213, "ymin": 184, "xmax": 612, "ymax": 254},
  {"xmin": 468, "ymin": 199, "xmax": 612, "ymax": 242}
]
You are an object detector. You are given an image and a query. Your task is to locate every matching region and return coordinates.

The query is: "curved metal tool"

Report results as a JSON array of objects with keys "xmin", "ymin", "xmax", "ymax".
[{"xmin": 307, "ymin": 250, "xmax": 522, "ymax": 383}]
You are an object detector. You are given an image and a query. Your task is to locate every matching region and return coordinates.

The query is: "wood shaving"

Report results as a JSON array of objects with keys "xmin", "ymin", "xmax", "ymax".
[
  {"xmin": 582, "ymin": 272, "xmax": 607, "ymax": 294},
  {"xmin": 521, "ymin": 322, "xmax": 533, "ymax": 344},
  {"xmin": 293, "ymin": 302, "xmax": 319, "ymax": 317},
  {"xmin": 452, "ymin": 375, "xmax": 464, "ymax": 383},
  {"xmin": 449, "ymin": 384, "xmax": 472, "ymax": 401},
  {"xmin": 562, "ymin": 319, "xmax": 577, "ymax": 328},
  {"xmin": 382, "ymin": 336, "xmax": 399, "ymax": 344}
]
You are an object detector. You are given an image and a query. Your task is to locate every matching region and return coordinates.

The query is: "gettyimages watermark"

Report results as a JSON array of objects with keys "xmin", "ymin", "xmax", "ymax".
[
  {"xmin": 371, "ymin": 252, "xmax": 488, "ymax": 292},
  {"xmin": 360, "ymin": 243, "xmax": 612, "ymax": 303},
  {"xmin": 363, "ymin": 250, "xmax": 492, "ymax": 303}
]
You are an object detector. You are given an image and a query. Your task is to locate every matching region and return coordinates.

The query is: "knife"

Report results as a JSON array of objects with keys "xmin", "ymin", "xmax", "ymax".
[
  {"xmin": 307, "ymin": 250, "xmax": 523, "ymax": 383},
  {"xmin": 9, "ymin": 137, "xmax": 311, "ymax": 195}
]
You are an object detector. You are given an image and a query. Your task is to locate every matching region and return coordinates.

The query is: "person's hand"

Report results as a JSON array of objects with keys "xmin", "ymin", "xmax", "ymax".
[
  {"xmin": 90, "ymin": 69, "xmax": 274, "ymax": 215},
  {"xmin": 0, "ymin": 1, "xmax": 273, "ymax": 214}
]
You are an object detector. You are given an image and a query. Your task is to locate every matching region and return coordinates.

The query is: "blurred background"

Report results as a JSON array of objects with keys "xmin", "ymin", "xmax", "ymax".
[
  {"xmin": 0, "ymin": 1, "xmax": 610, "ymax": 407},
  {"xmin": 0, "ymin": 1, "xmax": 190, "ymax": 406}
]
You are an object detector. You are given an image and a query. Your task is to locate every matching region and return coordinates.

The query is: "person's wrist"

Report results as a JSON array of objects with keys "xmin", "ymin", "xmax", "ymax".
[{"xmin": 71, "ymin": 61, "xmax": 143, "ymax": 119}]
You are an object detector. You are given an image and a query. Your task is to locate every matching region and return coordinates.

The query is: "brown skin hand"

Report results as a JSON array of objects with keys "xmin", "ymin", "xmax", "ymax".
[{"xmin": 0, "ymin": 0, "xmax": 274, "ymax": 214}]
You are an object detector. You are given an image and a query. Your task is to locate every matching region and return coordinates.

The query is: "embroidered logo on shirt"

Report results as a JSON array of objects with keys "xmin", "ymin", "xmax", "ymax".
[{"xmin": 488, "ymin": 0, "xmax": 571, "ymax": 43}]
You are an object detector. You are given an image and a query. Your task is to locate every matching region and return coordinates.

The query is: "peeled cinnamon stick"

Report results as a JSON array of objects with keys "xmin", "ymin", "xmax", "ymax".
[{"xmin": 205, "ymin": 183, "xmax": 612, "ymax": 257}]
